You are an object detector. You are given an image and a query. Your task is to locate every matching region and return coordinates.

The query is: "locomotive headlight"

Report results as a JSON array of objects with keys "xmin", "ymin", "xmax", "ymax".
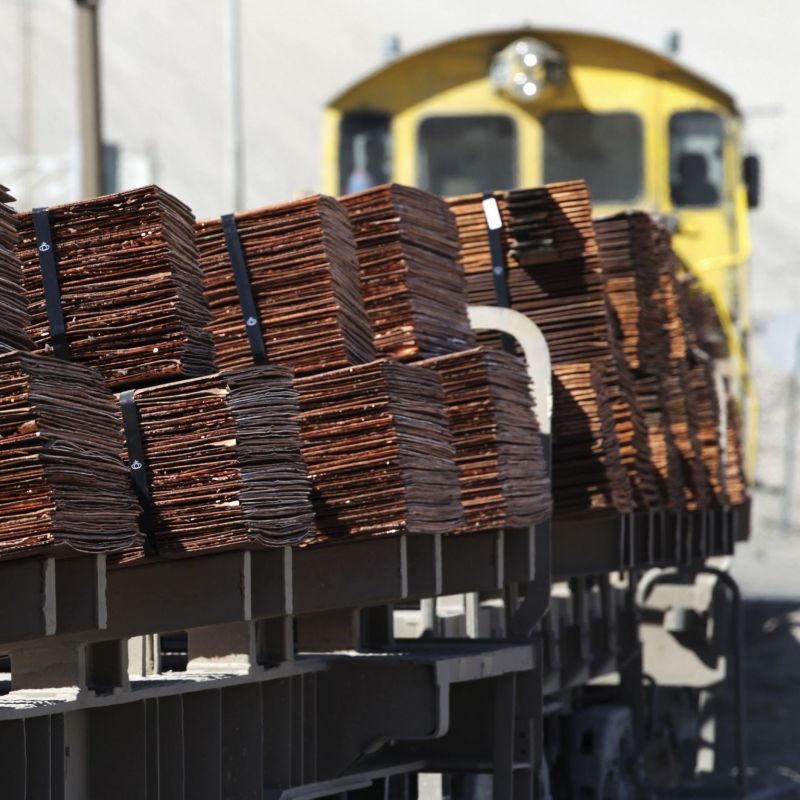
[{"xmin": 490, "ymin": 37, "xmax": 566, "ymax": 103}]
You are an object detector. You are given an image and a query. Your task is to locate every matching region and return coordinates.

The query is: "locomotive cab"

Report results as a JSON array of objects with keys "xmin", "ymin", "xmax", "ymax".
[{"xmin": 322, "ymin": 28, "xmax": 758, "ymax": 472}]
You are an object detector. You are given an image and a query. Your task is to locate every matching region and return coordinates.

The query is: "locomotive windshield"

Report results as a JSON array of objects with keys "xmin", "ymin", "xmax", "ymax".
[
  {"xmin": 339, "ymin": 112, "xmax": 391, "ymax": 195},
  {"xmin": 417, "ymin": 115, "xmax": 516, "ymax": 196},
  {"xmin": 542, "ymin": 110, "xmax": 643, "ymax": 203},
  {"xmin": 670, "ymin": 111, "xmax": 724, "ymax": 207}
]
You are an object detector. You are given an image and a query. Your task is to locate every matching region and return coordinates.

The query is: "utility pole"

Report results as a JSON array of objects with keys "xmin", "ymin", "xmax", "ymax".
[
  {"xmin": 75, "ymin": 0, "xmax": 103, "ymax": 199},
  {"xmin": 20, "ymin": 0, "xmax": 34, "ymax": 157},
  {"xmin": 18, "ymin": 0, "xmax": 34, "ymax": 206},
  {"xmin": 780, "ymin": 333, "xmax": 800, "ymax": 534},
  {"xmin": 226, "ymin": 0, "xmax": 244, "ymax": 211}
]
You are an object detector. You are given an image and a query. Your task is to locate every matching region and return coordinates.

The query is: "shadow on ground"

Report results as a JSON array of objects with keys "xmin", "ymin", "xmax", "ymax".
[{"xmin": 743, "ymin": 600, "xmax": 800, "ymax": 787}]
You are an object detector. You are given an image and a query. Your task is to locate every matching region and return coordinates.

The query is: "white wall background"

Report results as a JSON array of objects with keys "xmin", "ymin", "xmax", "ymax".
[{"xmin": 1, "ymin": 0, "xmax": 798, "ymax": 589}]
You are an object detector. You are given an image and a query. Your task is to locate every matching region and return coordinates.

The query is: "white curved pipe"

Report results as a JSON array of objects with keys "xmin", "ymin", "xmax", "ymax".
[{"xmin": 467, "ymin": 305, "xmax": 552, "ymax": 436}]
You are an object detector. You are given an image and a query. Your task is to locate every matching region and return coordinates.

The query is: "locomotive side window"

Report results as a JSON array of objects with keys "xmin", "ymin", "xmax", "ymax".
[
  {"xmin": 417, "ymin": 115, "xmax": 516, "ymax": 196},
  {"xmin": 542, "ymin": 111, "xmax": 643, "ymax": 203},
  {"xmin": 339, "ymin": 112, "xmax": 391, "ymax": 195},
  {"xmin": 670, "ymin": 111, "xmax": 724, "ymax": 207}
]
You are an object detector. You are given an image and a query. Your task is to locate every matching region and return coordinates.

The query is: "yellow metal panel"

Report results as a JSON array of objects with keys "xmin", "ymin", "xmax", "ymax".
[{"xmin": 321, "ymin": 108, "xmax": 342, "ymax": 196}]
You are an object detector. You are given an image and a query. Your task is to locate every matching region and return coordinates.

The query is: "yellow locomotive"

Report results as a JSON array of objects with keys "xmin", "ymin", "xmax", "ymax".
[{"xmin": 321, "ymin": 28, "xmax": 760, "ymax": 472}]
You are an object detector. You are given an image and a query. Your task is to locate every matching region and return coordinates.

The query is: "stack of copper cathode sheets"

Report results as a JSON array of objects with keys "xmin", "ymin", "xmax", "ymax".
[
  {"xmin": 451, "ymin": 181, "xmax": 609, "ymax": 363},
  {"xmin": 724, "ymin": 396, "xmax": 748, "ymax": 506},
  {"xmin": 551, "ymin": 361, "xmax": 632, "ymax": 517},
  {"xmin": 607, "ymin": 348, "xmax": 662, "ymax": 511},
  {"xmin": 687, "ymin": 355, "xmax": 727, "ymax": 505},
  {"xmin": 679, "ymin": 275, "xmax": 727, "ymax": 506},
  {"xmin": 341, "ymin": 184, "xmax": 475, "ymax": 360},
  {"xmin": 450, "ymin": 181, "xmax": 645, "ymax": 518},
  {"xmin": 295, "ymin": 360, "xmax": 463, "ymax": 542},
  {"xmin": 420, "ymin": 347, "xmax": 551, "ymax": 532},
  {"xmin": 117, "ymin": 366, "xmax": 313, "ymax": 560},
  {"xmin": 594, "ymin": 213, "xmax": 670, "ymax": 375},
  {"xmin": 631, "ymin": 375, "xmax": 685, "ymax": 511},
  {"xmin": 0, "ymin": 351, "xmax": 140, "ymax": 558},
  {"xmin": 15, "ymin": 186, "xmax": 215, "ymax": 389},
  {"xmin": 659, "ymin": 259, "xmax": 712, "ymax": 509},
  {"xmin": 195, "ymin": 195, "xmax": 375, "ymax": 375},
  {"xmin": 595, "ymin": 212, "xmax": 683, "ymax": 509},
  {"xmin": 0, "ymin": 185, "xmax": 33, "ymax": 352},
  {"xmin": 684, "ymin": 280, "xmax": 729, "ymax": 358}
]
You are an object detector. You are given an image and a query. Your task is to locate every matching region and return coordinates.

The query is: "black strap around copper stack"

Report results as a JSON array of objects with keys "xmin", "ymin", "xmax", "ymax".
[
  {"xmin": 221, "ymin": 213, "xmax": 268, "ymax": 365},
  {"xmin": 120, "ymin": 390, "xmax": 158, "ymax": 556},
  {"xmin": 31, "ymin": 207, "xmax": 71, "ymax": 361},
  {"xmin": 481, "ymin": 192, "xmax": 516, "ymax": 354}
]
